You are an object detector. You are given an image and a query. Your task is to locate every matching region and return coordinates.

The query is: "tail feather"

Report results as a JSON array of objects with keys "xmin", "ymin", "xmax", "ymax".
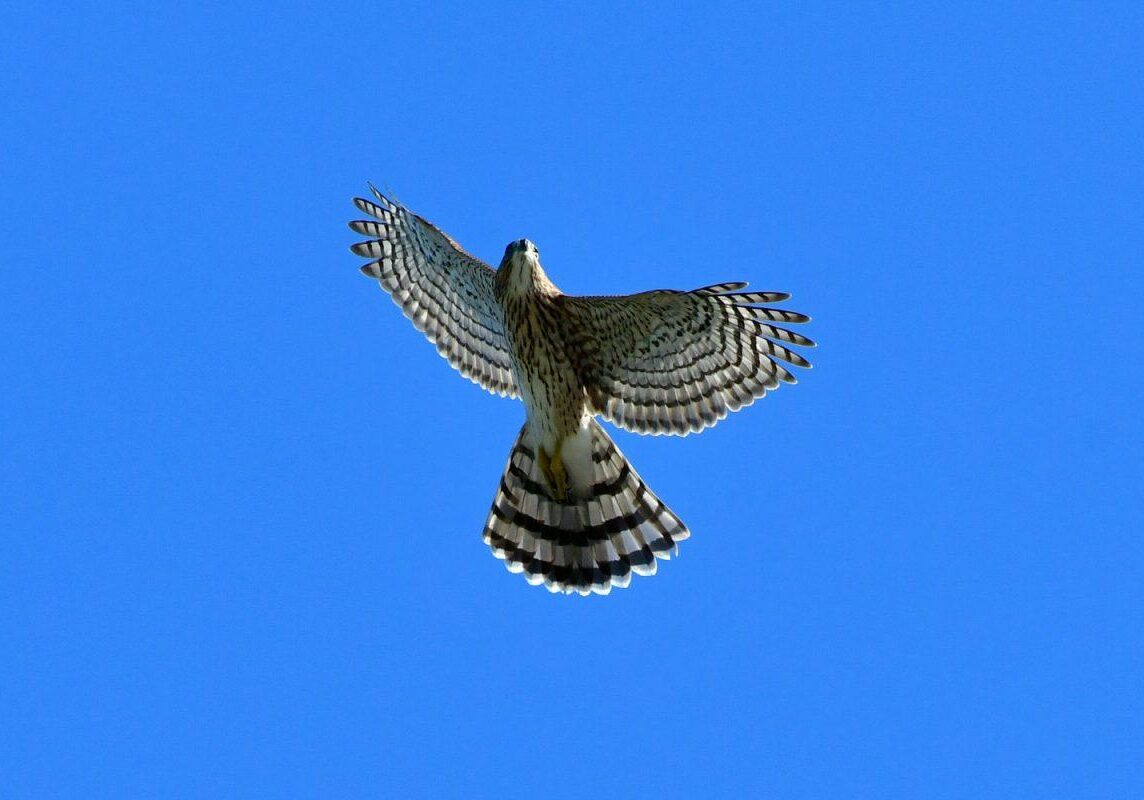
[{"xmin": 483, "ymin": 420, "xmax": 689, "ymax": 595}]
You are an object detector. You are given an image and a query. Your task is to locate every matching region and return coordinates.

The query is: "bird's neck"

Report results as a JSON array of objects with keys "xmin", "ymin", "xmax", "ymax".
[{"xmin": 497, "ymin": 254, "xmax": 561, "ymax": 299}]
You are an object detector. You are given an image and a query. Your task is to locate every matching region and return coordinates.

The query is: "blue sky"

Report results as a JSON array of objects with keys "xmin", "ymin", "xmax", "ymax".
[{"xmin": 2, "ymin": 3, "xmax": 1141, "ymax": 797}]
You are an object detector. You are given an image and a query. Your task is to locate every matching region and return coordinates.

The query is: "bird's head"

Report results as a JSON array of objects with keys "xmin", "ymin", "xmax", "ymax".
[
  {"xmin": 502, "ymin": 238, "xmax": 538, "ymax": 264},
  {"xmin": 496, "ymin": 238, "xmax": 553, "ymax": 296}
]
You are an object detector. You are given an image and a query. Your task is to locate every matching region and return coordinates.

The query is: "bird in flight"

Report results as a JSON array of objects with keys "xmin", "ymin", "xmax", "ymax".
[{"xmin": 349, "ymin": 186, "xmax": 814, "ymax": 595}]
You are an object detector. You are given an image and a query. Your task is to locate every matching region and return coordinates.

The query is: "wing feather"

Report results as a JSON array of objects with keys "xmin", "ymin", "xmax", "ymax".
[
  {"xmin": 559, "ymin": 284, "xmax": 814, "ymax": 435},
  {"xmin": 349, "ymin": 188, "xmax": 517, "ymax": 398}
]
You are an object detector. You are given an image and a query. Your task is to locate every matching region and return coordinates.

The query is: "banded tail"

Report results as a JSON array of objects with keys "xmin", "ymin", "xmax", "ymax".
[{"xmin": 483, "ymin": 419, "xmax": 690, "ymax": 595}]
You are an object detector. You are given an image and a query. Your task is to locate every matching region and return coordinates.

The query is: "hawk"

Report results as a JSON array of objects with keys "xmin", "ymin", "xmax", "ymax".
[{"xmin": 349, "ymin": 186, "xmax": 814, "ymax": 595}]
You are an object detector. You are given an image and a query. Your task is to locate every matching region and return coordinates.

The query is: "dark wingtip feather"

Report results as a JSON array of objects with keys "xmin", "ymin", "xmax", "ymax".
[
  {"xmin": 348, "ymin": 219, "xmax": 381, "ymax": 235},
  {"xmin": 767, "ymin": 309, "xmax": 811, "ymax": 324},
  {"xmin": 695, "ymin": 281, "xmax": 749, "ymax": 295}
]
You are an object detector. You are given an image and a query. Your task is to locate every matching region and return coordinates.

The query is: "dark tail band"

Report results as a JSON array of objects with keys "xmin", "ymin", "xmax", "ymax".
[{"xmin": 483, "ymin": 420, "xmax": 690, "ymax": 595}]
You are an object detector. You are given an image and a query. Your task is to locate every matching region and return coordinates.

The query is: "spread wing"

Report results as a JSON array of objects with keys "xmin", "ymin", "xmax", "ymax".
[
  {"xmin": 349, "ymin": 187, "xmax": 517, "ymax": 398},
  {"xmin": 558, "ymin": 282, "xmax": 814, "ymax": 435}
]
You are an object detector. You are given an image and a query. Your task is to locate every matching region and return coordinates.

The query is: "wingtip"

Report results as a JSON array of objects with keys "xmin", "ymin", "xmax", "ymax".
[{"xmin": 368, "ymin": 181, "xmax": 401, "ymax": 207}]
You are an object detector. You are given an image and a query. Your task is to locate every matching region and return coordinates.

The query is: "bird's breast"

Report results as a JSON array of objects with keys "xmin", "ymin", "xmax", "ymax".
[{"xmin": 500, "ymin": 293, "xmax": 585, "ymax": 443}]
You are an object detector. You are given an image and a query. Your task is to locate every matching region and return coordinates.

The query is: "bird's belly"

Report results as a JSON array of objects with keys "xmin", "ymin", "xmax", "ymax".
[
  {"xmin": 499, "ymin": 291, "xmax": 597, "ymax": 499},
  {"xmin": 501, "ymin": 295, "xmax": 586, "ymax": 448},
  {"xmin": 511, "ymin": 349, "xmax": 594, "ymax": 500},
  {"xmin": 512, "ymin": 346, "xmax": 584, "ymax": 439}
]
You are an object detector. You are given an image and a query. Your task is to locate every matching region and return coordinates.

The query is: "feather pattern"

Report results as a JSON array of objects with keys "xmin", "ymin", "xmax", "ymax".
[
  {"xmin": 558, "ymin": 285, "xmax": 815, "ymax": 435},
  {"xmin": 484, "ymin": 419, "xmax": 688, "ymax": 595},
  {"xmin": 349, "ymin": 187, "xmax": 518, "ymax": 398}
]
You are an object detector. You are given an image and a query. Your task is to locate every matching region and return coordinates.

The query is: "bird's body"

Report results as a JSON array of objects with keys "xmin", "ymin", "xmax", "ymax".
[
  {"xmin": 494, "ymin": 241, "xmax": 592, "ymax": 501},
  {"xmin": 350, "ymin": 187, "xmax": 814, "ymax": 595}
]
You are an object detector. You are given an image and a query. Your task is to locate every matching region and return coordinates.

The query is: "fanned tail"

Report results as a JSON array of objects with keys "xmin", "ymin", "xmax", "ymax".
[{"xmin": 482, "ymin": 419, "xmax": 690, "ymax": 595}]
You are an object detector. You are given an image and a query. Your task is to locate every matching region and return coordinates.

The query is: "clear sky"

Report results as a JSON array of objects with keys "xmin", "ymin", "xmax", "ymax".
[{"xmin": 2, "ymin": 3, "xmax": 1141, "ymax": 798}]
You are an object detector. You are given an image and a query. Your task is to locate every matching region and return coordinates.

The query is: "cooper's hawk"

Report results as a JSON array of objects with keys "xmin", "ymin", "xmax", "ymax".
[{"xmin": 350, "ymin": 186, "xmax": 814, "ymax": 595}]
